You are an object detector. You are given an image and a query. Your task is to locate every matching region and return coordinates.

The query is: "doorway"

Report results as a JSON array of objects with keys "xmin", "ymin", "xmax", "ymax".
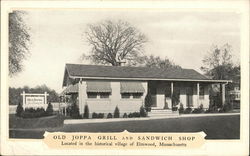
[
  {"xmin": 186, "ymin": 87, "xmax": 193, "ymax": 107},
  {"xmin": 148, "ymin": 81, "xmax": 157, "ymax": 107}
]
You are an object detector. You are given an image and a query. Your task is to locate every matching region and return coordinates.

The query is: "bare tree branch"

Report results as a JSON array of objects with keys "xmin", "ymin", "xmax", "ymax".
[{"xmin": 82, "ymin": 20, "xmax": 147, "ymax": 66}]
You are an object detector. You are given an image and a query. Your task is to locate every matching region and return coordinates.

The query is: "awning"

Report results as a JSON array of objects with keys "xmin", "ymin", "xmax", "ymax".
[
  {"xmin": 120, "ymin": 82, "xmax": 145, "ymax": 93},
  {"xmin": 86, "ymin": 81, "xmax": 112, "ymax": 93}
]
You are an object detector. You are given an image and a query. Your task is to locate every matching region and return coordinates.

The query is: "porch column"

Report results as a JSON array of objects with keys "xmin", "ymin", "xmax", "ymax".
[
  {"xmin": 171, "ymin": 82, "xmax": 174, "ymax": 107},
  {"xmin": 221, "ymin": 83, "xmax": 226, "ymax": 106},
  {"xmin": 78, "ymin": 79, "xmax": 82, "ymax": 114},
  {"xmin": 44, "ymin": 92, "xmax": 47, "ymax": 104},
  {"xmin": 22, "ymin": 91, "xmax": 26, "ymax": 109},
  {"xmin": 197, "ymin": 83, "xmax": 200, "ymax": 107}
]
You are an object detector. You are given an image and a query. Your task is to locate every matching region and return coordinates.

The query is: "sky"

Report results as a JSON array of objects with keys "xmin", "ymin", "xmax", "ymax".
[{"xmin": 9, "ymin": 9, "xmax": 241, "ymax": 93}]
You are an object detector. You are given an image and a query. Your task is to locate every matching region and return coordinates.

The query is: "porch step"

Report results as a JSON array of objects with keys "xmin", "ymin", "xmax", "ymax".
[{"xmin": 148, "ymin": 109, "xmax": 179, "ymax": 117}]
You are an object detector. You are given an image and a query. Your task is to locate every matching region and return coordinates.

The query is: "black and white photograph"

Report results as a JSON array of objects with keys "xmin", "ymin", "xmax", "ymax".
[
  {"xmin": 1, "ymin": 0, "xmax": 249, "ymax": 155},
  {"xmin": 8, "ymin": 8, "xmax": 241, "ymax": 139}
]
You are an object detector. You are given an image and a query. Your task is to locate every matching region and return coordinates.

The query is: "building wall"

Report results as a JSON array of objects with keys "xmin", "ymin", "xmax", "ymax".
[
  {"xmin": 179, "ymin": 87, "xmax": 187, "ymax": 108},
  {"xmin": 192, "ymin": 85, "xmax": 198, "ymax": 108},
  {"xmin": 187, "ymin": 84, "xmax": 209, "ymax": 109},
  {"xmin": 165, "ymin": 97, "xmax": 172, "ymax": 109},
  {"xmin": 157, "ymin": 82, "xmax": 210, "ymax": 109},
  {"xmin": 77, "ymin": 80, "xmax": 210, "ymax": 114},
  {"xmin": 201, "ymin": 85, "xmax": 209, "ymax": 109},
  {"xmin": 78, "ymin": 80, "xmax": 148, "ymax": 115}
]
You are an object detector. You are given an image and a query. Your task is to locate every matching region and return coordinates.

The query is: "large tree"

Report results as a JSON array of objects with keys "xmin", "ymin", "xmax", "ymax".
[
  {"xmin": 201, "ymin": 43, "xmax": 234, "ymax": 79},
  {"xmin": 83, "ymin": 20, "xmax": 147, "ymax": 66},
  {"xmin": 138, "ymin": 55, "xmax": 181, "ymax": 69},
  {"xmin": 9, "ymin": 11, "xmax": 30, "ymax": 76},
  {"xmin": 201, "ymin": 43, "xmax": 240, "ymax": 107}
]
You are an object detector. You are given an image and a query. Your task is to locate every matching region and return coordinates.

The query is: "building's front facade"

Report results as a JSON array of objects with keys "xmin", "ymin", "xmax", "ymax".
[{"xmin": 62, "ymin": 64, "xmax": 231, "ymax": 115}]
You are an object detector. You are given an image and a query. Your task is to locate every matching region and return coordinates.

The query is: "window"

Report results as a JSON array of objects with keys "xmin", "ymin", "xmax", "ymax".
[
  {"xmin": 199, "ymin": 86, "xmax": 205, "ymax": 99},
  {"xmin": 87, "ymin": 92, "xmax": 97, "ymax": 98},
  {"xmin": 132, "ymin": 93, "xmax": 143, "ymax": 99},
  {"xmin": 100, "ymin": 92, "xmax": 110, "ymax": 99},
  {"xmin": 121, "ymin": 93, "xmax": 130, "ymax": 99}
]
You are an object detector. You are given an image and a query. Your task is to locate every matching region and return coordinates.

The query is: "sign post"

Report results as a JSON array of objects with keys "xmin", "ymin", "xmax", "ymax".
[{"xmin": 21, "ymin": 92, "xmax": 49, "ymax": 109}]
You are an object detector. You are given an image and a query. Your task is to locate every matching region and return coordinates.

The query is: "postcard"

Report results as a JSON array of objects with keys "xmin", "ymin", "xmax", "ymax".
[{"xmin": 1, "ymin": 0, "xmax": 249, "ymax": 155}]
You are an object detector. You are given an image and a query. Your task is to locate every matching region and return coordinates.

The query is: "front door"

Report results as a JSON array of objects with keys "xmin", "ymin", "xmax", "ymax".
[{"xmin": 186, "ymin": 87, "xmax": 193, "ymax": 107}]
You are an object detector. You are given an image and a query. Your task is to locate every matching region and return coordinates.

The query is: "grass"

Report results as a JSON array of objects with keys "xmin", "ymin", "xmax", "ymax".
[
  {"xmin": 9, "ymin": 114, "xmax": 240, "ymax": 139},
  {"xmin": 59, "ymin": 115, "xmax": 240, "ymax": 139},
  {"xmin": 9, "ymin": 114, "xmax": 65, "ymax": 129}
]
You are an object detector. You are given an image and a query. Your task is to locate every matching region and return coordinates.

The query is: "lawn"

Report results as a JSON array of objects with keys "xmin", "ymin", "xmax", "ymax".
[
  {"xmin": 9, "ymin": 114, "xmax": 65, "ymax": 129},
  {"xmin": 9, "ymin": 114, "xmax": 240, "ymax": 139}
]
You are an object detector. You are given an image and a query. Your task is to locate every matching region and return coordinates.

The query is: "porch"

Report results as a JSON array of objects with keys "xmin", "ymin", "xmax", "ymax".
[{"xmin": 148, "ymin": 80, "xmax": 227, "ymax": 110}]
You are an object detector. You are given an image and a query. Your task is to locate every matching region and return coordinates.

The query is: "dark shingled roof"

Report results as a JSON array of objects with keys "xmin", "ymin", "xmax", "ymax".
[{"xmin": 65, "ymin": 64, "xmax": 210, "ymax": 80}]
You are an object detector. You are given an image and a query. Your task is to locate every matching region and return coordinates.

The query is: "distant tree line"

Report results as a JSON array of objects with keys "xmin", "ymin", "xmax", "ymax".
[{"xmin": 9, "ymin": 85, "xmax": 59, "ymax": 105}]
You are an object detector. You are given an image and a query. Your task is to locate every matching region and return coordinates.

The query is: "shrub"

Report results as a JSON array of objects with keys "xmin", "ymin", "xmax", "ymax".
[
  {"xmin": 192, "ymin": 108, "xmax": 202, "ymax": 114},
  {"xmin": 132, "ymin": 112, "xmax": 141, "ymax": 117},
  {"xmin": 66, "ymin": 106, "xmax": 71, "ymax": 116},
  {"xmin": 192, "ymin": 104, "xmax": 204, "ymax": 114},
  {"xmin": 92, "ymin": 112, "xmax": 98, "ymax": 118},
  {"xmin": 20, "ymin": 107, "xmax": 46, "ymax": 118},
  {"xmin": 127, "ymin": 112, "xmax": 141, "ymax": 118},
  {"xmin": 128, "ymin": 113, "xmax": 133, "ymax": 118},
  {"xmin": 178, "ymin": 103, "xmax": 184, "ymax": 114},
  {"xmin": 70, "ymin": 102, "xmax": 81, "ymax": 119},
  {"xmin": 83, "ymin": 105, "xmax": 89, "ymax": 119},
  {"xmin": 205, "ymin": 105, "xmax": 219, "ymax": 113},
  {"xmin": 45, "ymin": 102, "xmax": 53, "ymax": 116},
  {"xmin": 144, "ymin": 91, "xmax": 153, "ymax": 112},
  {"xmin": 183, "ymin": 108, "xmax": 192, "ymax": 114},
  {"xmin": 25, "ymin": 108, "xmax": 36, "ymax": 113},
  {"xmin": 218, "ymin": 108, "xmax": 224, "ymax": 113},
  {"xmin": 97, "ymin": 113, "xmax": 104, "ymax": 118},
  {"xmin": 172, "ymin": 107, "xmax": 178, "ymax": 111},
  {"xmin": 145, "ymin": 107, "xmax": 151, "ymax": 112},
  {"xmin": 114, "ymin": 106, "xmax": 120, "ymax": 118},
  {"xmin": 16, "ymin": 102, "xmax": 24, "ymax": 117},
  {"xmin": 107, "ymin": 113, "xmax": 113, "ymax": 118},
  {"xmin": 140, "ymin": 106, "xmax": 147, "ymax": 117},
  {"xmin": 37, "ymin": 108, "xmax": 46, "ymax": 117},
  {"xmin": 123, "ymin": 113, "xmax": 128, "ymax": 118},
  {"xmin": 222, "ymin": 103, "xmax": 233, "ymax": 112}
]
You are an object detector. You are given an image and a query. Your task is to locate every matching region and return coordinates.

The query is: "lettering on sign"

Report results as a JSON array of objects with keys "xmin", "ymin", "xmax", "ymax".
[{"xmin": 25, "ymin": 96, "xmax": 45, "ymax": 105}]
